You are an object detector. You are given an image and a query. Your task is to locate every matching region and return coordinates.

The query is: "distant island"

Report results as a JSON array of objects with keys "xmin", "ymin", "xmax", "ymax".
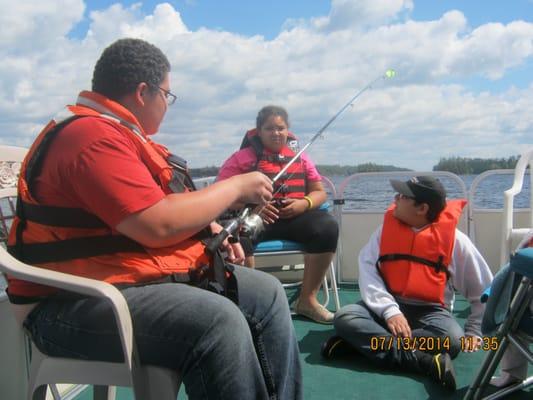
[
  {"xmin": 315, "ymin": 163, "xmax": 410, "ymax": 176},
  {"xmin": 188, "ymin": 156, "xmax": 522, "ymax": 177},
  {"xmin": 188, "ymin": 162, "xmax": 409, "ymax": 178},
  {"xmin": 432, "ymin": 156, "xmax": 520, "ymax": 174}
]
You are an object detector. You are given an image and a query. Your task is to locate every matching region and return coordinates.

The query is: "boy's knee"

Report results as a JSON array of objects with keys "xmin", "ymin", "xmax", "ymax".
[
  {"xmin": 447, "ymin": 333, "xmax": 462, "ymax": 358},
  {"xmin": 333, "ymin": 304, "xmax": 369, "ymax": 333}
]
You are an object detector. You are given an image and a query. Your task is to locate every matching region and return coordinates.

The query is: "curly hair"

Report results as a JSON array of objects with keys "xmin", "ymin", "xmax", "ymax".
[
  {"xmin": 92, "ymin": 38, "xmax": 170, "ymax": 101},
  {"xmin": 256, "ymin": 105, "xmax": 290, "ymax": 129}
]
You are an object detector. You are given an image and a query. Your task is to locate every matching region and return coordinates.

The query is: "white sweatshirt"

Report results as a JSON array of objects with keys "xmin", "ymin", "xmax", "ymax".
[{"xmin": 358, "ymin": 225, "xmax": 494, "ymax": 337}]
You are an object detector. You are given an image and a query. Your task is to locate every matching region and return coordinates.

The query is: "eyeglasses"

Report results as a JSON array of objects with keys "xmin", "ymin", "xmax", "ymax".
[
  {"xmin": 262, "ymin": 125, "xmax": 288, "ymax": 133},
  {"xmin": 156, "ymin": 86, "xmax": 177, "ymax": 106},
  {"xmin": 395, "ymin": 193, "xmax": 415, "ymax": 201}
]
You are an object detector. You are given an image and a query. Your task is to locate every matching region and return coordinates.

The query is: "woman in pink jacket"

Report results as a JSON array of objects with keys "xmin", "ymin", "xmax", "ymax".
[{"xmin": 217, "ymin": 105, "xmax": 339, "ymax": 324}]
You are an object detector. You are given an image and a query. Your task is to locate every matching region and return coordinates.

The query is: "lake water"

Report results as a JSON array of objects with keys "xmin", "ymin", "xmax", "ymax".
[{"xmin": 322, "ymin": 173, "xmax": 530, "ymax": 211}]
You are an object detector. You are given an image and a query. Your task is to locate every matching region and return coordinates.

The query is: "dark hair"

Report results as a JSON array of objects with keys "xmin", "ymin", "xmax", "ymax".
[
  {"xmin": 92, "ymin": 38, "xmax": 170, "ymax": 101},
  {"xmin": 256, "ymin": 105, "xmax": 290, "ymax": 129},
  {"xmin": 413, "ymin": 199, "xmax": 443, "ymax": 223}
]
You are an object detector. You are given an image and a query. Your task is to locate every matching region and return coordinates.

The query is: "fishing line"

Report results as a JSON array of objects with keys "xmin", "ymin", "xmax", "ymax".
[{"xmin": 206, "ymin": 69, "xmax": 396, "ymax": 254}]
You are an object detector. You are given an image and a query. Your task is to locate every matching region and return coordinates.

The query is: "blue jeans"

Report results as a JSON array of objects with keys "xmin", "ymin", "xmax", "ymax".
[
  {"xmin": 334, "ymin": 301, "xmax": 464, "ymax": 372},
  {"xmin": 24, "ymin": 266, "xmax": 302, "ymax": 400}
]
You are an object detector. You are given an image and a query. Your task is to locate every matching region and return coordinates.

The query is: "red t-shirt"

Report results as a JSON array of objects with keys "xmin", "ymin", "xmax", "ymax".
[{"xmin": 34, "ymin": 117, "xmax": 166, "ymax": 227}]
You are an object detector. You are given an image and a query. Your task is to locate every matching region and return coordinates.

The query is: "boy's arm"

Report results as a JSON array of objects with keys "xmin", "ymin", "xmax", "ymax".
[{"xmin": 358, "ymin": 225, "xmax": 402, "ymax": 321}]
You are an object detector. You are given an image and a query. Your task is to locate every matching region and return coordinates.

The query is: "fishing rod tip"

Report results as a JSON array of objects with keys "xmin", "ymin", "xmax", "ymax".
[{"xmin": 385, "ymin": 69, "xmax": 396, "ymax": 79}]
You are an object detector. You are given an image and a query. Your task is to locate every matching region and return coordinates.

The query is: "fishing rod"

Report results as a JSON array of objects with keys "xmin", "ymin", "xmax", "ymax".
[{"xmin": 205, "ymin": 69, "xmax": 396, "ymax": 254}]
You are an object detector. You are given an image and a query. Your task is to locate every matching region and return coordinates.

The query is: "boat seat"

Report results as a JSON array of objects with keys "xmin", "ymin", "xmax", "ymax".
[
  {"xmin": 253, "ymin": 202, "xmax": 341, "ymax": 311},
  {"xmin": 0, "ymin": 145, "xmax": 180, "ymax": 400},
  {"xmin": 464, "ymin": 247, "xmax": 533, "ymax": 400},
  {"xmin": 500, "ymin": 148, "xmax": 533, "ymax": 265}
]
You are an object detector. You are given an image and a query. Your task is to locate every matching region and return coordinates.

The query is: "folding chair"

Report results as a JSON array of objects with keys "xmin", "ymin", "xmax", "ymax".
[
  {"xmin": 253, "ymin": 202, "xmax": 341, "ymax": 311},
  {"xmin": 500, "ymin": 148, "xmax": 533, "ymax": 265},
  {"xmin": 0, "ymin": 145, "xmax": 180, "ymax": 400},
  {"xmin": 464, "ymin": 247, "xmax": 533, "ymax": 400}
]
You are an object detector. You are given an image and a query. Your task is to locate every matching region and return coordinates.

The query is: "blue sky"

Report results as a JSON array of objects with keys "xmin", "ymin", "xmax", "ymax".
[
  {"xmin": 1, "ymin": 0, "xmax": 532, "ymax": 170},
  {"xmin": 69, "ymin": 0, "xmax": 531, "ymax": 92},
  {"xmin": 70, "ymin": 1, "xmax": 332, "ymax": 39}
]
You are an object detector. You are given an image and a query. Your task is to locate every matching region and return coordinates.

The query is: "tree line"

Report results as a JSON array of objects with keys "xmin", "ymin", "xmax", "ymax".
[
  {"xmin": 432, "ymin": 156, "xmax": 520, "ymax": 174},
  {"xmin": 188, "ymin": 156, "xmax": 524, "ymax": 178},
  {"xmin": 188, "ymin": 162, "xmax": 410, "ymax": 178}
]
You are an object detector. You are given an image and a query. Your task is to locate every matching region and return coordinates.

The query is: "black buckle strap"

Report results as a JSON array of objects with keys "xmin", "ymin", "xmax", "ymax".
[
  {"xmin": 19, "ymin": 200, "xmax": 108, "ymax": 228},
  {"xmin": 8, "ymin": 235, "xmax": 145, "ymax": 264},
  {"xmin": 377, "ymin": 253, "xmax": 451, "ymax": 280}
]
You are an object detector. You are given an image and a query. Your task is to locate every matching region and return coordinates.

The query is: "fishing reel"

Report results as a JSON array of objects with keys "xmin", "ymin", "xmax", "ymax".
[
  {"xmin": 239, "ymin": 212, "xmax": 264, "ymax": 241},
  {"xmin": 206, "ymin": 206, "xmax": 264, "ymax": 254}
]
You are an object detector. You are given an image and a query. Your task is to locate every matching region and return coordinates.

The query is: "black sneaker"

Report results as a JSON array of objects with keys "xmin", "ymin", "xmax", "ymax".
[
  {"xmin": 428, "ymin": 353, "xmax": 457, "ymax": 391},
  {"xmin": 321, "ymin": 335, "xmax": 354, "ymax": 359}
]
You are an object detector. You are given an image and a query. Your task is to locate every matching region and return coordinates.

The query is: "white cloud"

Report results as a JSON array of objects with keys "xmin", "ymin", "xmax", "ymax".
[
  {"xmin": 311, "ymin": 0, "xmax": 414, "ymax": 31},
  {"xmin": 0, "ymin": 0, "xmax": 531, "ymax": 171},
  {"xmin": 86, "ymin": 3, "xmax": 189, "ymax": 44},
  {"xmin": 0, "ymin": 0, "xmax": 85, "ymax": 49}
]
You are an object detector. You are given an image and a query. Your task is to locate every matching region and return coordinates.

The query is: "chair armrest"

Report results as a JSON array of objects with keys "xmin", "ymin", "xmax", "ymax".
[
  {"xmin": 1, "ymin": 248, "xmax": 135, "ymax": 369},
  {"xmin": 503, "ymin": 149, "xmax": 532, "ymax": 198}
]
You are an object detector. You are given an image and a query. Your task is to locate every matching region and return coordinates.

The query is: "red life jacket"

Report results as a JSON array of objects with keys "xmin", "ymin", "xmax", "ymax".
[
  {"xmin": 377, "ymin": 199, "xmax": 467, "ymax": 305},
  {"xmin": 241, "ymin": 128, "xmax": 306, "ymax": 199},
  {"xmin": 7, "ymin": 91, "xmax": 211, "ymax": 302}
]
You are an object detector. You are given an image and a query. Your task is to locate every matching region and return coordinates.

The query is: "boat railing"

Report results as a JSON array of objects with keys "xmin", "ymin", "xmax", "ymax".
[{"xmin": 194, "ymin": 168, "xmax": 531, "ymax": 282}]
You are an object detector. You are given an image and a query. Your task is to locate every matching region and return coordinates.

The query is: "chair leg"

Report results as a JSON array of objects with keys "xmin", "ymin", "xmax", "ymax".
[
  {"xmin": 321, "ymin": 276, "xmax": 330, "ymax": 308},
  {"xmin": 328, "ymin": 261, "xmax": 341, "ymax": 311},
  {"xmin": 93, "ymin": 385, "xmax": 116, "ymax": 400},
  {"xmin": 487, "ymin": 376, "xmax": 533, "ymax": 400},
  {"xmin": 464, "ymin": 336, "xmax": 511, "ymax": 400},
  {"xmin": 465, "ymin": 279, "xmax": 533, "ymax": 400},
  {"xmin": 318, "ymin": 261, "xmax": 341, "ymax": 311},
  {"xmin": 49, "ymin": 384, "xmax": 61, "ymax": 400}
]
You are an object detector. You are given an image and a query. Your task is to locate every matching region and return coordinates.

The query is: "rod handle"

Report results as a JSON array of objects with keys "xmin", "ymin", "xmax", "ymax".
[{"xmin": 205, "ymin": 229, "xmax": 230, "ymax": 254}]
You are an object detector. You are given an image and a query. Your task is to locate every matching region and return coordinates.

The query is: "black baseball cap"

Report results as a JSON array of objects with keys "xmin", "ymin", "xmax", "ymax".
[{"xmin": 390, "ymin": 176, "xmax": 447, "ymax": 213}]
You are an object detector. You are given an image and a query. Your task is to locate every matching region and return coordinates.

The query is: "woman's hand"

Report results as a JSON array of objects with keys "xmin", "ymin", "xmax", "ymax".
[{"xmin": 278, "ymin": 198, "xmax": 309, "ymax": 219}]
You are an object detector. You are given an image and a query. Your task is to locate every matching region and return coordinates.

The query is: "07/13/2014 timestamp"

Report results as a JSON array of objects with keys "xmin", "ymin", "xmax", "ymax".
[{"xmin": 369, "ymin": 336, "xmax": 499, "ymax": 352}]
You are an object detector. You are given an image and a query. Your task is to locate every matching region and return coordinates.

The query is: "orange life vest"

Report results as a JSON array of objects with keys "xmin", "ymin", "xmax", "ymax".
[
  {"xmin": 7, "ymin": 91, "xmax": 211, "ymax": 302},
  {"xmin": 241, "ymin": 128, "xmax": 306, "ymax": 199},
  {"xmin": 377, "ymin": 199, "xmax": 467, "ymax": 305}
]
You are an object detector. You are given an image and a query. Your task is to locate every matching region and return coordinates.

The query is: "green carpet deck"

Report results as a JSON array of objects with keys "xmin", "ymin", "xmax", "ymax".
[{"xmin": 75, "ymin": 286, "xmax": 532, "ymax": 400}]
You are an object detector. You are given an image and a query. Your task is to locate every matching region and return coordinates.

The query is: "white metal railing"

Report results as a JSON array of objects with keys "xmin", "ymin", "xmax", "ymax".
[
  {"xmin": 194, "ymin": 169, "xmax": 531, "ymax": 282},
  {"xmin": 193, "ymin": 176, "xmax": 216, "ymax": 188}
]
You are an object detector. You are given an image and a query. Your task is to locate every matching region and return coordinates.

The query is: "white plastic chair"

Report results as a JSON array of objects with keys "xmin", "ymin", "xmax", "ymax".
[
  {"xmin": 500, "ymin": 148, "xmax": 533, "ymax": 265},
  {"xmin": 0, "ymin": 145, "xmax": 180, "ymax": 400}
]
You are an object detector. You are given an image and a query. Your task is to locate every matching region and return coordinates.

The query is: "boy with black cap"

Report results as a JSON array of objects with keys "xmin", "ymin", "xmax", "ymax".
[{"xmin": 324, "ymin": 176, "xmax": 493, "ymax": 391}]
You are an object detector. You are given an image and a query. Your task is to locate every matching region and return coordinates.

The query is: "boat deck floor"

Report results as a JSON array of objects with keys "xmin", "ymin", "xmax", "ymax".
[{"xmin": 74, "ymin": 286, "xmax": 532, "ymax": 400}]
